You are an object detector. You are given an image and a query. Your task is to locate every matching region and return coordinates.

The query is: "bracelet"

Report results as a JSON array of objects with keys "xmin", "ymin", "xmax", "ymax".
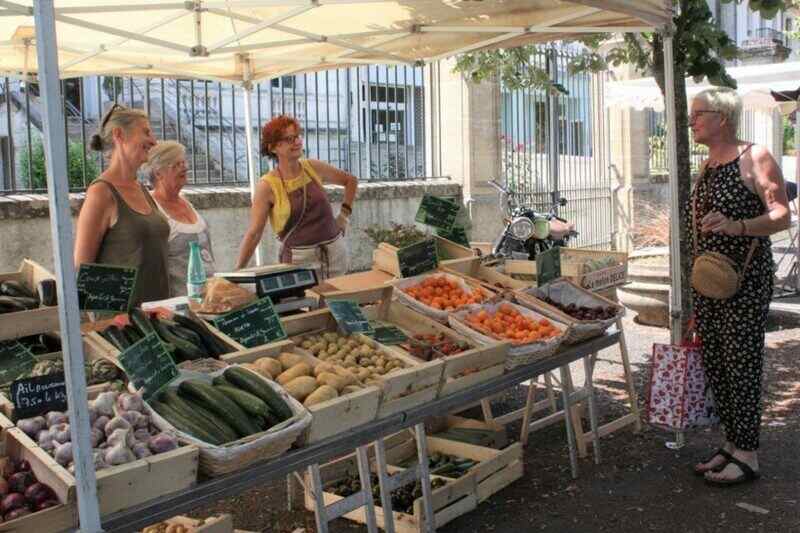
[
  {"xmin": 341, "ymin": 203, "xmax": 353, "ymax": 215},
  {"xmin": 739, "ymin": 220, "xmax": 747, "ymax": 236}
]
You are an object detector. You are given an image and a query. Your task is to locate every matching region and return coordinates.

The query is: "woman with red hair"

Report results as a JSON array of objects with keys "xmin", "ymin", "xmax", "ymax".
[{"xmin": 235, "ymin": 115, "xmax": 358, "ymax": 279}]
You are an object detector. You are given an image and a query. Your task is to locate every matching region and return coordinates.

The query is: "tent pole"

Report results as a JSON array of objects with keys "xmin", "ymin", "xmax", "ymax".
[
  {"xmin": 794, "ymin": 97, "xmax": 799, "ymax": 292},
  {"xmin": 242, "ymin": 56, "xmax": 262, "ymax": 266},
  {"xmin": 32, "ymin": 1, "xmax": 103, "ymax": 531},
  {"xmin": 662, "ymin": 33, "xmax": 683, "ymax": 344},
  {"xmin": 662, "ymin": 31, "xmax": 686, "ymax": 449}
]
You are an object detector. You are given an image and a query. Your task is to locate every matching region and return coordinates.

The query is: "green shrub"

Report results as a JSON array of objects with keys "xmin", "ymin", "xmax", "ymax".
[{"xmin": 18, "ymin": 139, "xmax": 99, "ymax": 190}]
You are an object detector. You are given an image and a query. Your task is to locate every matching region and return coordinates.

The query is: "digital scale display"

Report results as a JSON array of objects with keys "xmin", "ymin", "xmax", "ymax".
[{"xmin": 257, "ymin": 269, "xmax": 316, "ymax": 297}]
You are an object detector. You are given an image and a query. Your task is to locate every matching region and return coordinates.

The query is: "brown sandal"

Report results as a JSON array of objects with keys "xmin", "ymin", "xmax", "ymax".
[
  {"xmin": 704, "ymin": 456, "xmax": 760, "ymax": 486},
  {"xmin": 693, "ymin": 448, "xmax": 733, "ymax": 476}
]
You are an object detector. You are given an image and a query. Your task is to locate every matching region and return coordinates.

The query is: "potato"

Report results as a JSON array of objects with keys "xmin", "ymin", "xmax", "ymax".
[
  {"xmin": 313, "ymin": 362, "xmax": 336, "ymax": 377},
  {"xmin": 323, "ymin": 332, "xmax": 338, "ymax": 343},
  {"xmin": 254, "ymin": 357, "xmax": 283, "ymax": 379},
  {"xmin": 341, "ymin": 385, "xmax": 363, "ymax": 395},
  {"xmin": 284, "ymin": 376, "xmax": 318, "ymax": 401},
  {"xmin": 304, "ymin": 385, "xmax": 338, "ymax": 407},
  {"xmin": 277, "ymin": 362, "xmax": 312, "ymax": 385},
  {"xmin": 332, "ymin": 366, "xmax": 357, "ymax": 385},
  {"xmin": 356, "ymin": 368, "xmax": 371, "ymax": 381},
  {"xmin": 316, "ymin": 372, "xmax": 349, "ymax": 391},
  {"xmin": 278, "ymin": 352, "xmax": 305, "ymax": 369}
]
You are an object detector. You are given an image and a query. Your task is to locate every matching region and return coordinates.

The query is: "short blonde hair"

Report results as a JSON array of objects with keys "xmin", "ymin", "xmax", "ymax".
[
  {"xmin": 143, "ymin": 141, "xmax": 186, "ymax": 185},
  {"xmin": 693, "ymin": 87, "xmax": 742, "ymax": 132},
  {"xmin": 89, "ymin": 104, "xmax": 148, "ymax": 152}
]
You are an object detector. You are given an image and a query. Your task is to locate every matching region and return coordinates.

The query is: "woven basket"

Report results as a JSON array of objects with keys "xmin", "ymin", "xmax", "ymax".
[
  {"xmin": 691, "ymin": 252, "xmax": 740, "ymax": 299},
  {"xmin": 144, "ymin": 365, "xmax": 311, "ymax": 477},
  {"xmin": 394, "ymin": 272, "xmax": 491, "ymax": 324},
  {"xmin": 448, "ymin": 301, "xmax": 569, "ymax": 370},
  {"xmin": 515, "ymin": 279, "xmax": 624, "ymax": 345}
]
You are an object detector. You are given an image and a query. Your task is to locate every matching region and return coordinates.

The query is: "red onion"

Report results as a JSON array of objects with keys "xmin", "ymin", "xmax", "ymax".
[
  {"xmin": 4, "ymin": 507, "xmax": 31, "ymax": 521},
  {"xmin": 24, "ymin": 483, "xmax": 54, "ymax": 506},
  {"xmin": 0, "ymin": 478, "xmax": 8, "ymax": 498},
  {"xmin": 1, "ymin": 493, "xmax": 26, "ymax": 514},
  {"xmin": 16, "ymin": 460, "xmax": 30, "ymax": 473},
  {"xmin": 36, "ymin": 499, "xmax": 59, "ymax": 511},
  {"xmin": 7, "ymin": 472, "xmax": 34, "ymax": 494}
]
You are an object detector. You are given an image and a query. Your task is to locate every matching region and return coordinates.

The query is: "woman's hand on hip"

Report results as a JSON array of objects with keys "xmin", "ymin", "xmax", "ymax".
[
  {"xmin": 335, "ymin": 212, "xmax": 349, "ymax": 235},
  {"xmin": 701, "ymin": 210, "xmax": 740, "ymax": 235}
]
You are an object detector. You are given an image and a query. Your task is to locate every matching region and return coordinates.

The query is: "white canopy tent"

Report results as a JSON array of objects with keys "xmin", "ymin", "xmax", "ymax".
[{"xmin": 11, "ymin": 1, "xmax": 675, "ymax": 530}]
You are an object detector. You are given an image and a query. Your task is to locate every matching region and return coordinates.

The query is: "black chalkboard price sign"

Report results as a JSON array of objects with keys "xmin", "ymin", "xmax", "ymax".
[
  {"xmin": 212, "ymin": 297, "xmax": 287, "ymax": 348},
  {"xmin": 0, "ymin": 341, "xmax": 36, "ymax": 385},
  {"xmin": 327, "ymin": 300, "xmax": 373, "ymax": 335},
  {"xmin": 536, "ymin": 247, "xmax": 562, "ymax": 287},
  {"xmin": 436, "ymin": 225, "xmax": 470, "ymax": 248},
  {"xmin": 77, "ymin": 263, "xmax": 137, "ymax": 312},
  {"xmin": 397, "ymin": 238, "xmax": 439, "ymax": 278},
  {"xmin": 11, "ymin": 373, "xmax": 68, "ymax": 419},
  {"xmin": 367, "ymin": 321, "xmax": 408, "ymax": 345},
  {"xmin": 415, "ymin": 195, "xmax": 460, "ymax": 231},
  {"xmin": 118, "ymin": 332, "xmax": 178, "ymax": 400}
]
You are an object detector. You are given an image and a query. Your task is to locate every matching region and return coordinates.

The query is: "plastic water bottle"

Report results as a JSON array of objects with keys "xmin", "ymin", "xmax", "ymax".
[{"xmin": 187, "ymin": 241, "xmax": 207, "ymax": 301}]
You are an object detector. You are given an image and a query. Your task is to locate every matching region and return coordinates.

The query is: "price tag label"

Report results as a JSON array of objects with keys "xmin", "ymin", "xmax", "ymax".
[
  {"xmin": 367, "ymin": 321, "xmax": 408, "ymax": 345},
  {"xmin": 397, "ymin": 239, "xmax": 439, "ymax": 278},
  {"xmin": 0, "ymin": 341, "xmax": 36, "ymax": 386},
  {"xmin": 11, "ymin": 373, "xmax": 68, "ymax": 419},
  {"xmin": 77, "ymin": 263, "xmax": 137, "ymax": 312},
  {"xmin": 213, "ymin": 297, "xmax": 287, "ymax": 348},
  {"xmin": 415, "ymin": 195, "xmax": 460, "ymax": 231},
  {"xmin": 118, "ymin": 333, "xmax": 178, "ymax": 400},
  {"xmin": 328, "ymin": 300, "xmax": 373, "ymax": 335}
]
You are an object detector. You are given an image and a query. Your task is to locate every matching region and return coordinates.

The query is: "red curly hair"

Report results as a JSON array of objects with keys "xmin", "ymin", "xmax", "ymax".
[{"xmin": 260, "ymin": 115, "xmax": 301, "ymax": 160}]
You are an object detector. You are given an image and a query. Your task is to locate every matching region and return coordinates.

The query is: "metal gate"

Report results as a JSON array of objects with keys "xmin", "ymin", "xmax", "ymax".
[{"xmin": 499, "ymin": 46, "xmax": 613, "ymax": 250}]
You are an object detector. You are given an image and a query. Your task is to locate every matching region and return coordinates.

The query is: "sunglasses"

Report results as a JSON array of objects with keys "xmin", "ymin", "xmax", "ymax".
[{"xmin": 101, "ymin": 103, "xmax": 122, "ymax": 129}]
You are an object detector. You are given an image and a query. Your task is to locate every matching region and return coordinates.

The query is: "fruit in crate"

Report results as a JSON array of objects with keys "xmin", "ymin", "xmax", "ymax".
[
  {"xmin": 464, "ymin": 304, "xmax": 561, "ymax": 344},
  {"xmin": 541, "ymin": 297, "xmax": 618, "ymax": 321},
  {"xmin": 401, "ymin": 333, "xmax": 470, "ymax": 361},
  {"xmin": 329, "ymin": 472, "xmax": 447, "ymax": 514},
  {"xmin": 300, "ymin": 332, "xmax": 407, "ymax": 385},
  {"xmin": 402, "ymin": 275, "xmax": 486, "ymax": 311},
  {"xmin": 582, "ymin": 255, "xmax": 620, "ymax": 273}
]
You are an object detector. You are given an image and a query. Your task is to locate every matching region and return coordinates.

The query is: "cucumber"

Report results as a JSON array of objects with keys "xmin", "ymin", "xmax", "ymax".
[
  {"xmin": 129, "ymin": 308, "xmax": 155, "ymax": 336},
  {"xmin": 0, "ymin": 280, "xmax": 35, "ymax": 299},
  {"xmin": 104, "ymin": 325, "xmax": 131, "ymax": 351},
  {"xmin": 150, "ymin": 317, "xmax": 206, "ymax": 361},
  {"xmin": 122, "ymin": 324, "xmax": 143, "ymax": 345},
  {"xmin": 212, "ymin": 375, "xmax": 234, "ymax": 388},
  {"xmin": 178, "ymin": 380, "xmax": 261, "ymax": 437},
  {"xmin": 160, "ymin": 389, "xmax": 238, "ymax": 443},
  {"xmin": 224, "ymin": 366, "xmax": 293, "ymax": 422},
  {"xmin": 168, "ymin": 324, "xmax": 206, "ymax": 350},
  {"xmin": 172, "ymin": 313, "xmax": 232, "ymax": 356},
  {"xmin": 149, "ymin": 399, "xmax": 222, "ymax": 445},
  {"xmin": 214, "ymin": 385, "xmax": 271, "ymax": 419}
]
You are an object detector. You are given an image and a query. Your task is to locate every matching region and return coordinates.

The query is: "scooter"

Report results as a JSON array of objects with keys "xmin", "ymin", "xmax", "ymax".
[{"xmin": 487, "ymin": 179, "xmax": 578, "ymax": 260}]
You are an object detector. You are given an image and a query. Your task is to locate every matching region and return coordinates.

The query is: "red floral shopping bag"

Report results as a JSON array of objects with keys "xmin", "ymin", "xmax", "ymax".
[{"xmin": 646, "ymin": 321, "xmax": 718, "ymax": 430}]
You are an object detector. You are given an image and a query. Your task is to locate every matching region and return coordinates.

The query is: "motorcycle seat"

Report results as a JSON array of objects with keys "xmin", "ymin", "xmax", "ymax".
[{"xmin": 549, "ymin": 219, "xmax": 575, "ymax": 239}]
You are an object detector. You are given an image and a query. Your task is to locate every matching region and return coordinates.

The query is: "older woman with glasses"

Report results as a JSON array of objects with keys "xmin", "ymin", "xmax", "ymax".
[
  {"xmin": 74, "ymin": 104, "xmax": 169, "ymax": 305},
  {"xmin": 687, "ymin": 88, "xmax": 790, "ymax": 486},
  {"xmin": 145, "ymin": 141, "xmax": 216, "ymax": 297},
  {"xmin": 236, "ymin": 115, "xmax": 358, "ymax": 279}
]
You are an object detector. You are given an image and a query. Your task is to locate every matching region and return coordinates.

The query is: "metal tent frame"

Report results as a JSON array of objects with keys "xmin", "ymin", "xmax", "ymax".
[{"xmin": 19, "ymin": 1, "xmax": 677, "ymax": 530}]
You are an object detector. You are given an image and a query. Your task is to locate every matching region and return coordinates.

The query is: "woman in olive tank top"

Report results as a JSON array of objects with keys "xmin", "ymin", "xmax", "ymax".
[{"xmin": 74, "ymin": 104, "xmax": 170, "ymax": 305}]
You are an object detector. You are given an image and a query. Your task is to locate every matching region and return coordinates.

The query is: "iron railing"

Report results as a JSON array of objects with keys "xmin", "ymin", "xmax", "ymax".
[
  {"xmin": 499, "ymin": 46, "xmax": 614, "ymax": 251},
  {"xmin": 0, "ymin": 65, "xmax": 427, "ymax": 194}
]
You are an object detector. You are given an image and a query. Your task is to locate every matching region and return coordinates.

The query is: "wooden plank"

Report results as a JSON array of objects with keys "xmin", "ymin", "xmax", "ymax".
[
  {"xmin": 159, "ymin": 514, "xmax": 235, "ymax": 533},
  {"xmin": 377, "ymin": 386, "xmax": 439, "ymax": 419},
  {"xmin": 0, "ymin": 307, "xmax": 61, "ymax": 341},
  {"xmin": 4, "ymin": 428, "xmax": 73, "ymax": 503},
  {"xmin": 379, "ymin": 360, "xmax": 444, "ymax": 402},
  {"xmin": 438, "ymin": 364, "xmax": 504, "ymax": 397},
  {"xmin": 0, "ymin": 500, "xmax": 76, "ymax": 532},
  {"xmin": 475, "ymin": 460, "xmax": 524, "ymax": 503},
  {"xmin": 280, "ymin": 308, "xmax": 337, "ymax": 337}
]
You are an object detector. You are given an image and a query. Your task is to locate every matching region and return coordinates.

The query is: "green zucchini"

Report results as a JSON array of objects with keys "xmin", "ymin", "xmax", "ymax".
[
  {"xmin": 160, "ymin": 389, "xmax": 238, "ymax": 443},
  {"xmin": 103, "ymin": 325, "xmax": 131, "ymax": 351},
  {"xmin": 224, "ymin": 366, "xmax": 293, "ymax": 422},
  {"xmin": 168, "ymin": 323, "xmax": 206, "ymax": 350},
  {"xmin": 122, "ymin": 324, "xmax": 143, "ymax": 345},
  {"xmin": 172, "ymin": 313, "xmax": 232, "ymax": 356},
  {"xmin": 214, "ymin": 385, "xmax": 271, "ymax": 419},
  {"xmin": 178, "ymin": 380, "xmax": 260, "ymax": 437},
  {"xmin": 212, "ymin": 375, "xmax": 234, "ymax": 388},
  {"xmin": 129, "ymin": 308, "xmax": 155, "ymax": 336},
  {"xmin": 0, "ymin": 280, "xmax": 35, "ymax": 299},
  {"xmin": 149, "ymin": 399, "xmax": 221, "ymax": 445},
  {"xmin": 150, "ymin": 317, "xmax": 206, "ymax": 361}
]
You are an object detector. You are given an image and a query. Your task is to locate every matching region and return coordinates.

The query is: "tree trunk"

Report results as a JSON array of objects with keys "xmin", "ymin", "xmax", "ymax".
[{"xmin": 652, "ymin": 34, "xmax": 694, "ymax": 331}]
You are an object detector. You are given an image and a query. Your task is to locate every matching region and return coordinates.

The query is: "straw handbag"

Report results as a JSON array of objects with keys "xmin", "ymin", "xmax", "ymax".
[{"xmin": 690, "ymin": 170, "xmax": 757, "ymax": 300}]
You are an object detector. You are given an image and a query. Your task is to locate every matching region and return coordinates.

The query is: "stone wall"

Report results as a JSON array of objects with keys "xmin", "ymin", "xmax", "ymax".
[{"xmin": 0, "ymin": 179, "xmax": 461, "ymax": 275}]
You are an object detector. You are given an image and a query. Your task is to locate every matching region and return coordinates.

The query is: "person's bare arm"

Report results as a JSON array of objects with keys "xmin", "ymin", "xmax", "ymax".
[
  {"xmin": 74, "ymin": 183, "xmax": 114, "ymax": 268},
  {"xmin": 236, "ymin": 180, "xmax": 273, "ymax": 269}
]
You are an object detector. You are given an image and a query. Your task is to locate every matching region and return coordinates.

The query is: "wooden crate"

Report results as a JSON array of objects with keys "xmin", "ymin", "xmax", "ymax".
[
  {"xmin": 372, "ymin": 237, "xmax": 476, "ymax": 278},
  {"xmin": 280, "ymin": 308, "xmax": 444, "ymax": 420},
  {"xmin": 7, "ymin": 406, "xmax": 200, "ymax": 517},
  {"xmin": 428, "ymin": 415, "xmax": 508, "ymax": 450},
  {"xmin": 308, "ymin": 269, "xmax": 395, "ymax": 301},
  {"xmin": 498, "ymin": 250, "xmax": 628, "ymax": 292},
  {"xmin": 0, "ymin": 259, "xmax": 60, "ymax": 340},
  {"xmin": 221, "ymin": 339, "xmax": 381, "ymax": 444},
  {"xmin": 304, "ymin": 449, "xmax": 477, "ymax": 533},
  {"xmin": 333, "ymin": 285, "xmax": 508, "ymax": 398},
  {"xmin": 1, "ymin": 427, "xmax": 78, "ymax": 531},
  {"xmin": 441, "ymin": 257, "xmax": 532, "ymax": 292},
  {"xmin": 381, "ymin": 435, "xmax": 523, "ymax": 504}
]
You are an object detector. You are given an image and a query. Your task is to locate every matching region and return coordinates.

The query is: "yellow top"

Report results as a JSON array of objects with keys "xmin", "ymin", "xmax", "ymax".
[{"xmin": 262, "ymin": 159, "xmax": 323, "ymax": 234}]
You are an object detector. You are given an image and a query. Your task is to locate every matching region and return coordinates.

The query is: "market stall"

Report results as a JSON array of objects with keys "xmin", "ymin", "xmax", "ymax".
[{"xmin": 0, "ymin": 1, "xmax": 675, "ymax": 531}]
